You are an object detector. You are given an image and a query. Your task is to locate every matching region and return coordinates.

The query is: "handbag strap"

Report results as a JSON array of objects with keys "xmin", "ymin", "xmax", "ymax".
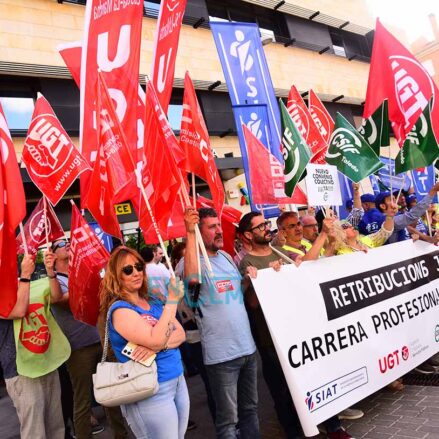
[{"xmin": 101, "ymin": 310, "xmax": 111, "ymax": 364}]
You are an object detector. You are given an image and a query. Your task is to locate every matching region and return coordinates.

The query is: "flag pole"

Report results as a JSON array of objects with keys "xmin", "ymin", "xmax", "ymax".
[
  {"xmin": 269, "ymin": 244, "xmax": 295, "ymax": 264},
  {"xmin": 19, "ymin": 222, "xmax": 29, "ymax": 255},
  {"xmin": 389, "ymin": 146, "xmax": 393, "ymax": 196},
  {"xmin": 135, "ymin": 169, "xmax": 175, "ymax": 278},
  {"xmin": 43, "ymin": 196, "xmax": 50, "ymax": 249},
  {"xmin": 191, "ymin": 172, "xmax": 202, "ymax": 282},
  {"xmin": 426, "ymin": 208, "xmax": 432, "ymax": 237}
]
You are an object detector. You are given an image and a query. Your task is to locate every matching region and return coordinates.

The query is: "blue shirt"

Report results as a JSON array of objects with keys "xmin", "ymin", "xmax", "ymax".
[
  {"xmin": 108, "ymin": 300, "xmax": 183, "ymax": 383},
  {"xmin": 177, "ymin": 251, "xmax": 256, "ymax": 365}
]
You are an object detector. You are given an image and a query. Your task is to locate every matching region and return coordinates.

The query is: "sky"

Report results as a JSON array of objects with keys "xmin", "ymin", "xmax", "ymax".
[{"xmin": 367, "ymin": 0, "xmax": 439, "ymax": 44}]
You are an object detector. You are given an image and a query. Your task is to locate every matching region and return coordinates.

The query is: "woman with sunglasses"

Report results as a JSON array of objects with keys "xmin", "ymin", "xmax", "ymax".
[
  {"xmin": 99, "ymin": 246, "xmax": 188, "ymax": 438},
  {"xmin": 331, "ymin": 201, "xmax": 398, "ymax": 255}
]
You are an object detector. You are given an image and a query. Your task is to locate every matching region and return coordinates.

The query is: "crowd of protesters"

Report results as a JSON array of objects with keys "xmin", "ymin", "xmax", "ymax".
[{"xmin": 1, "ymin": 183, "xmax": 439, "ymax": 439}]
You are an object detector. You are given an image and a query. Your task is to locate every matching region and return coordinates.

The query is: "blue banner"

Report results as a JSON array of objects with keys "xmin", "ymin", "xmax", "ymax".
[
  {"xmin": 376, "ymin": 157, "xmax": 411, "ymax": 192},
  {"xmin": 410, "ymin": 166, "xmax": 438, "ymax": 203},
  {"xmin": 210, "ymin": 21, "xmax": 282, "ymax": 217},
  {"xmin": 89, "ymin": 222, "xmax": 114, "ymax": 253},
  {"xmin": 337, "ymin": 172, "xmax": 354, "ymax": 219}
]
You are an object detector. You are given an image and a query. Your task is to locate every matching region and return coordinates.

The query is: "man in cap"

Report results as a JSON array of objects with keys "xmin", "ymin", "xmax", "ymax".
[{"xmin": 358, "ymin": 193, "xmax": 383, "ymax": 235}]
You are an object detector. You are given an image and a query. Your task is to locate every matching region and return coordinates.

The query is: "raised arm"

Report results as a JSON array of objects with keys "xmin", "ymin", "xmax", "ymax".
[
  {"xmin": 43, "ymin": 250, "xmax": 68, "ymax": 305},
  {"xmin": 183, "ymin": 207, "xmax": 200, "ymax": 286}
]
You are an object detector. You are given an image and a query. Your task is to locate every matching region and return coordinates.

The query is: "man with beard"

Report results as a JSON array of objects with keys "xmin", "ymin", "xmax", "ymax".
[
  {"xmin": 179, "ymin": 207, "xmax": 259, "ymax": 439},
  {"xmin": 239, "ymin": 212, "xmax": 354, "ymax": 439}
]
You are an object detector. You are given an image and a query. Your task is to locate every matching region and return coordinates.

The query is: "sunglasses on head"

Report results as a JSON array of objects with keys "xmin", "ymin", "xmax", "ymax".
[
  {"xmin": 121, "ymin": 262, "xmax": 145, "ymax": 276},
  {"xmin": 52, "ymin": 240, "xmax": 68, "ymax": 252},
  {"xmin": 341, "ymin": 222, "xmax": 353, "ymax": 230}
]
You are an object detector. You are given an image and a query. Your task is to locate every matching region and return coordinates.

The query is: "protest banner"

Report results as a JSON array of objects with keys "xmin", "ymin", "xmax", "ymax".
[
  {"xmin": 251, "ymin": 240, "xmax": 439, "ymax": 436},
  {"xmin": 305, "ymin": 164, "xmax": 342, "ymax": 207}
]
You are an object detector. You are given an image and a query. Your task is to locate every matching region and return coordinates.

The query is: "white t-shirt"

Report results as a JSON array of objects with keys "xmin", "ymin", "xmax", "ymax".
[{"xmin": 146, "ymin": 262, "xmax": 171, "ymax": 297}]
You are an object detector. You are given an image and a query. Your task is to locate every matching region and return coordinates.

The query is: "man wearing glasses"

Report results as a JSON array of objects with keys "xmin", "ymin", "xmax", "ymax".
[
  {"xmin": 301, "ymin": 215, "xmax": 319, "ymax": 245},
  {"xmin": 44, "ymin": 239, "xmax": 126, "ymax": 439},
  {"xmin": 238, "ymin": 212, "xmax": 355, "ymax": 439}
]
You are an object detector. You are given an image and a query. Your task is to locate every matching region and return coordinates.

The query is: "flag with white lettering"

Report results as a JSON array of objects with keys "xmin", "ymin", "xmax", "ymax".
[
  {"xmin": 287, "ymin": 85, "xmax": 327, "ymax": 164},
  {"xmin": 280, "ymin": 100, "xmax": 311, "ymax": 197},
  {"xmin": 308, "ymin": 89, "xmax": 334, "ymax": 145},
  {"xmin": 80, "ymin": 0, "xmax": 143, "ymax": 205},
  {"xmin": 326, "ymin": 113, "xmax": 384, "ymax": 183},
  {"xmin": 358, "ymin": 99, "xmax": 390, "ymax": 156},
  {"xmin": 151, "ymin": 0, "xmax": 187, "ymax": 113},
  {"xmin": 22, "ymin": 94, "xmax": 90, "ymax": 205},
  {"xmin": 364, "ymin": 19, "xmax": 439, "ymax": 145},
  {"xmin": 180, "ymin": 72, "xmax": 224, "ymax": 216},
  {"xmin": 395, "ymin": 99, "xmax": 439, "ymax": 173},
  {"xmin": 16, "ymin": 197, "xmax": 65, "ymax": 257},
  {"xmin": 69, "ymin": 202, "xmax": 109, "ymax": 326}
]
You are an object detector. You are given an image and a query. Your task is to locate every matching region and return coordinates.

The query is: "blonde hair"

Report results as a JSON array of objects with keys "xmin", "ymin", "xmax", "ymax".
[
  {"xmin": 99, "ymin": 246, "xmax": 148, "ymax": 321},
  {"xmin": 332, "ymin": 221, "xmax": 349, "ymax": 253}
]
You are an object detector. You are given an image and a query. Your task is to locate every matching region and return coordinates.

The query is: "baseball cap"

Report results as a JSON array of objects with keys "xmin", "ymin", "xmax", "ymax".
[
  {"xmin": 360, "ymin": 193, "xmax": 375, "ymax": 203},
  {"xmin": 406, "ymin": 194, "xmax": 417, "ymax": 205}
]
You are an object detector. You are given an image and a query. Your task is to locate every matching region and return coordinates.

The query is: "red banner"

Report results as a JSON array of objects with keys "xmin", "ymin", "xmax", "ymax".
[
  {"xmin": 288, "ymin": 85, "xmax": 327, "ymax": 164},
  {"xmin": 80, "ymin": 0, "xmax": 143, "ymax": 204},
  {"xmin": 16, "ymin": 198, "xmax": 64, "ymax": 257},
  {"xmin": 180, "ymin": 72, "xmax": 224, "ymax": 216},
  {"xmin": 243, "ymin": 125, "xmax": 307, "ymax": 205},
  {"xmin": 0, "ymin": 103, "xmax": 26, "ymax": 317},
  {"xmin": 69, "ymin": 202, "xmax": 109, "ymax": 326},
  {"xmin": 58, "ymin": 41, "xmax": 82, "ymax": 86},
  {"xmin": 22, "ymin": 95, "xmax": 90, "ymax": 205},
  {"xmin": 364, "ymin": 19, "xmax": 438, "ymax": 145},
  {"xmin": 308, "ymin": 89, "xmax": 334, "ymax": 145},
  {"xmin": 151, "ymin": 0, "xmax": 187, "ymax": 113}
]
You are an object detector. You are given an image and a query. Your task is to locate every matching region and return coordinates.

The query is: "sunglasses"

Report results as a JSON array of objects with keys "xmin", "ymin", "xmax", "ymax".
[
  {"xmin": 121, "ymin": 262, "xmax": 145, "ymax": 276},
  {"xmin": 250, "ymin": 220, "xmax": 271, "ymax": 232},
  {"xmin": 52, "ymin": 240, "xmax": 68, "ymax": 252},
  {"xmin": 341, "ymin": 222, "xmax": 353, "ymax": 230}
]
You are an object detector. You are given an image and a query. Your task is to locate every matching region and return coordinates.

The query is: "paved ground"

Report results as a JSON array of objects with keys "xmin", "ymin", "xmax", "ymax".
[{"xmin": 1, "ymin": 369, "xmax": 439, "ymax": 439}]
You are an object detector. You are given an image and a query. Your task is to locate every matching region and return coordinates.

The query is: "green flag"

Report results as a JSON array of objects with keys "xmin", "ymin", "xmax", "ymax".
[
  {"xmin": 279, "ymin": 99, "xmax": 311, "ymax": 197},
  {"xmin": 395, "ymin": 100, "xmax": 439, "ymax": 173},
  {"xmin": 326, "ymin": 113, "xmax": 384, "ymax": 183},
  {"xmin": 358, "ymin": 99, "xmax": 390, "ymax": 156}
]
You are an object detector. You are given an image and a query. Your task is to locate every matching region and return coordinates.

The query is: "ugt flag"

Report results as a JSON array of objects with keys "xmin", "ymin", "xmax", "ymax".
[
  {"xmin": 395, "ymin": 99, "xmax": 439, "ymax": 174},
  {"xmin": 16, "ymin": 197, "xmax": 65, "ymax": 257},
  {"xmin": 80, "ymin": 0, "xmax": 143, "ymax": 204},
  {"xmin": 326, "ymin": 113, "xmax": 383, "ymax": 183},
  {"xmin": 210, "ymin": 21, "xmax": 282, "ymax": 217},
  {"xmin": 364, "ymin": 19, "xmax": 439, "ymax": 145},
  {"xmin": 0, "ymin": 102, "xmax": 26, "ymax": 317},
  {"xmin": 69, "ymin": 202, "xmax": 109, "ymax": 326},
  {"xmin": 22, "ymin": 94, "xmax": 90, "ymax": 205}
]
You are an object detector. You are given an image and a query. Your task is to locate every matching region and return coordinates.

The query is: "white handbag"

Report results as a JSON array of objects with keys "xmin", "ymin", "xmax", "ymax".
[{"xmin": 92, "ymin": 310, "xmax": 159, "ymax": 407}]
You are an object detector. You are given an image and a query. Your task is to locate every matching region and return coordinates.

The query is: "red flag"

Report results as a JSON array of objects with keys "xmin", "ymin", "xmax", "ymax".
[
  {"xmin": 16, "ymin": 198, "xmax": 64, "ymax": 257},
  {"xmin": 69, "ymin": 202, "xmax": 109, "ymax": 326},
  {"xmin": 308, "ymin": 89, "xmax": 334, "ymax": 145},
  {"xmin": 243, "ymin": 125, "xmax": 307, "ymax": 206},
  {"xmin": 287, "ymin": 85, "xmax": 327, "ymax": 163},
  {"xmin": 364, "ymin": 19, "xmax": 438, "ymax": 145},
  {"xmin": 80, "ymin": 1, "xmax": 143, "ymax": 204},
  {"xmin": 22, "ymin": 94, "xmax": 90, "ymax": 205},
  {"xmin": 180, "ymin": 72, "xmax": 225, "ymax": 216},
  {"xmin": 197, "ymin": 196, "xmax": 242, "ymax": 256},
  {"xmin": 151, "ymin": 0, "xmax": 187, "ymax": 113},
  {"xmin": 0, "ymin": 103, "xmax": 26, "ymax": 317},
  {"xmin": 58, "ymin": 41, "xmax": 82, "ymax": 87},
  {"xmin": 85, "ymin": 71, "xmax": 139, "ymax": 239},
  {"xmin": 138, "ymin": 82, "xmax": 181, "ymax": 241}
]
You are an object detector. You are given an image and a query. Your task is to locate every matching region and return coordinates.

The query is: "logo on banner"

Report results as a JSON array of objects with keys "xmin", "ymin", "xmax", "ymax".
[
  {"xmin": 326, "ymin": 128, "xmax": 361, "ymax": 158},
  {"xmin": 28, "ymin": 210, "xmax": 50, "ymax": 244},
  {"xmin": 19, "ymin": 303, "xmax": 51, "ymax": 354},
  {"xmin": 247, "ymin": 113, "xmax": 263, "ymax": 139},
  {"xmin": 305, "ymin": 392, "xmax": 314, "ymax": 410},
  {"xmin": 230, "ymin": 30, "xmax": 254, "ymax": 73},
  {"xmin": 378, "ymin": 346, "xmax": 409, "ymax": 374},
  {"xmin": 305, "ymin": 383, "xmax": 338, "ymax": 412},
  {"xmin": 435, "ymin": 324, "xmax": 439, "ymax": 342},
  {"xmin": 389, "ymin": 56, "xmax": 433, "ymax": 131},
  {"xmin": 310, "ymin": 106, "xmax": 330, "ymax": 140},
  {"xmin": 25, "ymin": 114, "xmax": 72, "ymax": 176},
  {"xmin": 358, "ymin": 116, "xmax": 377, "ymax": 145},
  {"xmin": 288, "ymin": 103, "xmax": 309, "ymax": 138}
]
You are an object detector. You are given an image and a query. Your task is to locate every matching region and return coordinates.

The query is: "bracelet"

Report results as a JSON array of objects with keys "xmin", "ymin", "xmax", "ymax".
[
  {"xmin": 47, "ymin": 273, "xmax": 57, "ymax": 279},
  {"xmin": 19, "ymin": 278, "xmax": 31, "ymax": 283}
]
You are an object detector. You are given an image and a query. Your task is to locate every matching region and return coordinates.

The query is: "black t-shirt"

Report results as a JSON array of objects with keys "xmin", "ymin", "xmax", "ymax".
[{"xmin": 0, "ymin": 319, "xmax": 17, "ymax": 379}]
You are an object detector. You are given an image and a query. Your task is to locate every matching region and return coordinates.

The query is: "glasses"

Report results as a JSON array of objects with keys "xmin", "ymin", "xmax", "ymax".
[
  {"xmin": 121, "ymin": 262, "xmax": 145, "ymax": 276},
  {"xmin": 52, "ymin": 240, "xmax": 68, "ymax": 252},
  {"xmin": 284, "ymin": 222, "xmax": 301, "ymax": 230},
  {"xmin": 250, "ymin": 220, "xmax": 271, "ymax": 232}
]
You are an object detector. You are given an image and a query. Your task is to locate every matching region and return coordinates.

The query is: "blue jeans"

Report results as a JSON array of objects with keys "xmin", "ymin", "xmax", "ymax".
[
  {"xmin": 121, "ymin": 374, "xmax": 189, "ymax": 439},
  {"xmin": 206, "ymin": 352, "xmax": 259, "ymax": 439}
]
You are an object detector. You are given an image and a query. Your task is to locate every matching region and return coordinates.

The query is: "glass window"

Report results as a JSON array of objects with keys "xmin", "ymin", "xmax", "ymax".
[
  {"xmin": 144, "ymin": 0, "xmax": 160, "ymax": 18},
  {"xmin": 167, "ymin": 104, "xmax": 183, "ymax": 132},
  {"xmin": 0, "ymin": 97, "xmax": 34, "ymax": 130}
]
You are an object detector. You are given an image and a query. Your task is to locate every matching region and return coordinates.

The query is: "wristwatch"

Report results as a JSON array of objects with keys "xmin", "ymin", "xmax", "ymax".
[{"xmin": 19, "ymin": 278, "xmax": 31, "ymax": 283}]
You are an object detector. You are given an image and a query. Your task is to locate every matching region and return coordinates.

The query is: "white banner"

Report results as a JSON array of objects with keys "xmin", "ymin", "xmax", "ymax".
[
  {"xmin": 305, "ymin": 163, "xmax": 342, "ymax": 207},
  {"xmin": 252, "ymin": 241, "xmax": 439, "ymax": 436}
]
